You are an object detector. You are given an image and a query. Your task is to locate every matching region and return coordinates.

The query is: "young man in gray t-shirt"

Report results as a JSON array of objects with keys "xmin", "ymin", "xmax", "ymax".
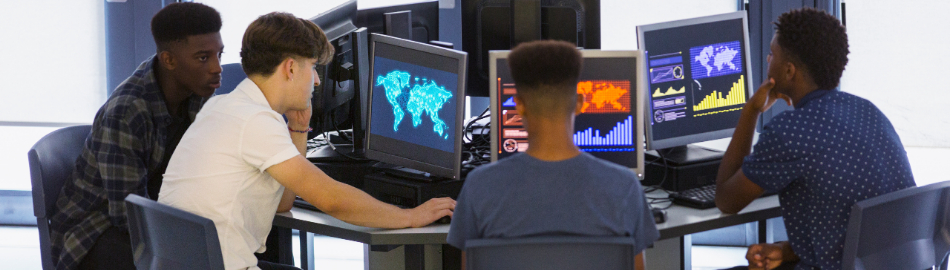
[{"xmin": 446, "ymin": 40, "xmax": 659, "ymax": 269}]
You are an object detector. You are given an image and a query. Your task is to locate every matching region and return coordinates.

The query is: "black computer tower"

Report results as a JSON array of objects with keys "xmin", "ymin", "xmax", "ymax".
[{"xmin": 362, "ymin": 172, "xmax": 465, "ymax": 208}]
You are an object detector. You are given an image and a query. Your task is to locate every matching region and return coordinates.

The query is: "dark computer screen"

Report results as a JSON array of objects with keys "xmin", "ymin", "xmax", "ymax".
[
  {"xmin": 460, "ymin": 0, "xmax": 601, "ymax": 97},
  {"xmin": 638, "ymin": 12, "xmax": 753, "ymax": 150},
  {"xmin": 490, "ymin": 51, "xmax": 644, "ymax": 176},
  {"xmin": 366, "ymin": 34, "xmax": 467, "ymax": 179}
]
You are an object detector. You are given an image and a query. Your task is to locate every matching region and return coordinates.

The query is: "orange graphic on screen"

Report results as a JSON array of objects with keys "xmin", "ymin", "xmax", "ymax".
[{"xmin": 577, "ymin": 80, "xmax": 631, "ymax": 114}]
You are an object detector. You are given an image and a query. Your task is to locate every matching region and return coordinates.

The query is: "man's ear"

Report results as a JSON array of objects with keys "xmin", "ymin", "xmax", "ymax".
[
  {"xmin": 158, "ymin": 51, "xmax": 176, "ymax": 71},
  {"xmin": 514, "ymin": 95, "xmax": 526, "ymax": 117},
  {"xmin": 280, "ymin": 57, "xmax": 296, "ymax": 81},
  {"xmin": 575, "ymin": 94, "xmax": 585, "ymax": 115},
  {"xmin": 785, "ymin": 61, "xmax": 797, "ymax": 82}
]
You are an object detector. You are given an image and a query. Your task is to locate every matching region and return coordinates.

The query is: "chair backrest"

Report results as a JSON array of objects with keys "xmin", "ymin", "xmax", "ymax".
[
  {"xmin": 28, "ymin": 124, "xmax": 91, "ymax": 270},
  {"xmin": 216, "ymin": 63, "xmax": 247, "ymax": 95},
  {"xmin": 465, "ymin": 236, "xmax": 638, "ymax": 270},
  {"xmin": 842, "ymin": 180, "xmax": 950, "ymax": 270},
  {"xmin": 124, "ymin": 194, "xmax": 225, "ymax": 270}
]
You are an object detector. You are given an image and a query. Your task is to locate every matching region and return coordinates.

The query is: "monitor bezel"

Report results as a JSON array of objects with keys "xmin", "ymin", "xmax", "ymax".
[
  {"xmin": 488, "ymin": 49, "xmax": 646, "ymax": 177},
  {"xmin": 636, "ymin": 11, "xmax": 754, "ymax": 150},
  {"xmin": 364, "ymin": 33, "xmax": 468, "ymax": 180}
]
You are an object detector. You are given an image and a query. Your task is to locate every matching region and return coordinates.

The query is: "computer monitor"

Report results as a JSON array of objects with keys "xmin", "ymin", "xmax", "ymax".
[
  {"xmin": 636, "ymin": 11, "xmax": 754, "ymax": 151},
  {"xmin": 489, "ymin": 50, "xmax": 646, "ymax": 177},
  {"xmin": 460, "ymin": 0, "xmax": 601, "ymax": 97},
  {"xmin": 365, "ymin": 34, "xmax": 468, "ymax": 180},
  {"xmin": 309, "ymin": 0, "xmax": 370, "ymax": 156},
  {"xmin": 355, "ymin": 1, "xmax": 440, "ymax": 44}
]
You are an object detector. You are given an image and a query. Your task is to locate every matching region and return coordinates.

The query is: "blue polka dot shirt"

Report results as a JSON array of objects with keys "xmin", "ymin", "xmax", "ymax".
[{"xmin": 742, "ymin": 89, "xmax": 916, "ymax": 270}]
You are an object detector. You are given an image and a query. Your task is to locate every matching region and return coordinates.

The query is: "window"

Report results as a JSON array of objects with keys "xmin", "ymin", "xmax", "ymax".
[
  {"xmin": 196, "ymin": 0, "xmax": 428, "ymax": 65},
  {"xmin": 601, "ymin": 0, "xmax": 739, "ymax": 50},
  {"xmin": 839, "ymin": 0, "xmax": 950, "ymax": 147},
  {"xmin": 0, "ymin": 1, "xmax": 106, "ymax": 190}
]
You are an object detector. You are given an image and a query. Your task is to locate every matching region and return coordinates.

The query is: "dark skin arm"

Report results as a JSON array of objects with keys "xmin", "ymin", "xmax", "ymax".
[{"xmin": 715, "ymin": 78, "xmax": 791, "ymax": 214}]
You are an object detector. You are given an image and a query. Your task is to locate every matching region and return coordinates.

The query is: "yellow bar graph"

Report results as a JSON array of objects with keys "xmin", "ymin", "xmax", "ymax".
[{"xmin": 692, "ymin": 75, "xmax": 746, "ymax": 111}]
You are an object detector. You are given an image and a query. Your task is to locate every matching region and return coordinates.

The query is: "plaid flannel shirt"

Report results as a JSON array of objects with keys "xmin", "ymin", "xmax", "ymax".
[{"xmin": 49, "ymin": 56, "xmax": 207, "ymax": 270}]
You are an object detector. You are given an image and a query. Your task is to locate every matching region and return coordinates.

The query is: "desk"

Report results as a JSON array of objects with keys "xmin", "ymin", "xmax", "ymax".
[{"xmin": 274, "ymin": 193, "xmax": 781, "ymax": 270}]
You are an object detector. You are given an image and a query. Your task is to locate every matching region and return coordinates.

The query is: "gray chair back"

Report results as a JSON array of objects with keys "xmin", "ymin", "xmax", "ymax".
[
  {"xmin": 842, "ymin": 181, "xmax": 950, "ymax": 270},
  {"xmin": 28, "ymin": 125, "xmax": 92, "ymax": 270},
  {"xmin": 465, "ymin": 236, "xmax": 638, "ymax": 270},
  {"xmin": 124, "ymin": 194, "xmax": 225, "ymax": 270},
  {"xmin": 216, "ymin": 63, "xmax": 246, "ymax": 95}
]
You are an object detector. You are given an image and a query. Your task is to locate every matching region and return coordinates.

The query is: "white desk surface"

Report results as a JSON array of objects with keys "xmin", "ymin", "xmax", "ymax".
[{"xmin": 274, "ymin": 190, "xmax": 781, "ymax": 244}]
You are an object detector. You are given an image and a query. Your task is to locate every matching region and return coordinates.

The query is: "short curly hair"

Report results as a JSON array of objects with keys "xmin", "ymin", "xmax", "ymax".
[
  {"xmin": 508, "ymin": 40, "xmax": 583, "ymax": 116},
  {"xmin": 774, "ymin": 8, "xmax": 849, "ymax": 90},
  {"xmin": 150, "ymin": 2, "xmax": 222, "ymax": 52},
  {"xmin": 240, "ymin": 12, "xmax": 335, "ymax": 77}
]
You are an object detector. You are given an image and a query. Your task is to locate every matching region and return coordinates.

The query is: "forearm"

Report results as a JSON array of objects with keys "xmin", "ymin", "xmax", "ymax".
[
  {"xmin": 277, "ymin": 187, "xmax": 295, "ymax": 212},
  {"xmin": 716, "ymin": 105, "xmax": 760, "ymax": 185},
  {"xmin": 289, "ymin": 129, "xmax": 308, "ymax": 155},
  {"xmin": 313, "ymin": 181, "xmax": 412, "ymax": 228}
]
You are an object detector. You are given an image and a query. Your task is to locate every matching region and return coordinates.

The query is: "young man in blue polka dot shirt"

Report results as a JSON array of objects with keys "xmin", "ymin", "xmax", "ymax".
[{"xmin": 714, "ymin": 8, "xmax": 916, "ymax": 270}]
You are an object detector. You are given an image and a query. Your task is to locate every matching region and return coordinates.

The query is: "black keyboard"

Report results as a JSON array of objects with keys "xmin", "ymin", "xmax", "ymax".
[
  {"xmin": 669, "ymin": 185, "xmax": 779, "ymax": 210},
  {"xmin": 669, "ymin": 185, "xmax": 718, "ymax": 209}
]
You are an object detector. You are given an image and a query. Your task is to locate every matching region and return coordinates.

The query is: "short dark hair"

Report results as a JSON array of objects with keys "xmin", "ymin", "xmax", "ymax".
[
  {"xmin": 240, "ymin": 12, "xmax": 335, "ymax": 77},
  {"xmin": 774, "ymin": 8, "xmax": 849, "ymax": 90},
  {"xmin": 508, "ymin": 40, "xmax": 583, "ymax": 116},
  {"xmin": 150, "ymin": 2, "xmax": 222, "ymax": 52}
]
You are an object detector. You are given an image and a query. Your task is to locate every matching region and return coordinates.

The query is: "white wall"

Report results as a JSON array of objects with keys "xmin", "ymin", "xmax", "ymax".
[
  {"xmin": 839, "ymin": 0, "xmax": 950, "ymax": 147},
  {"xmin": 601, "ymin": 0, "xmax": 738, "ymax": 50}
]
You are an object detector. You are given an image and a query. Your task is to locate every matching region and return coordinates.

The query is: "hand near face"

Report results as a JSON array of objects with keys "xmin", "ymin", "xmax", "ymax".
[
  {"xmin": 747, "ymin": 78, "xmax": 792, "ymax": 113},
  {"xmin": 746, "ymin": 243, "xmax": 786, "ymax": 270},
  {"xmin": 285, "ymin": 104, "xmax": 312, "ymax": 131}
]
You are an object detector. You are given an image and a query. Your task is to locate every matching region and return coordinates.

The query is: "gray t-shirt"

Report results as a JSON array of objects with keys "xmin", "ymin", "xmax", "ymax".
[{"xmin": 447, "ymin": 152, "xmax": 659, "ymax": 253}]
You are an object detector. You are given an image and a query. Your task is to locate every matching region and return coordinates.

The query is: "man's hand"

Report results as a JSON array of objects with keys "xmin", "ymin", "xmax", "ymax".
[
  {"xmin": 285, "ymin": 105, "xmax": 312, "ymax": 131},
  {"xmin": 747, "ymin": 78, "xmax": 792, "ymax": 113},
  {"xmin": 746, "ymin": 242, "xmax": 791, "ymax": 270},
  {"xmin": 408, "ymin": 197, "xmax": 456, "ymax": 227}
]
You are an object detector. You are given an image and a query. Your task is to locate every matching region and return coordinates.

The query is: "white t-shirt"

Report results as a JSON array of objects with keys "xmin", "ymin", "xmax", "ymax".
[{"xmin": 159, "ymin": 79, "xmax": 299, "ymax": 270}]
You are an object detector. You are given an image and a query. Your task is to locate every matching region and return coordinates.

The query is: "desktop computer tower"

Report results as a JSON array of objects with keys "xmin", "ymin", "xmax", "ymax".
[
  {"xmin": 642, "ymin": 147, "xmax": 722, "ymax": 192},
  {"xmin": 363, "ymin": 172, "xmax": 465, "ymax": 208}
]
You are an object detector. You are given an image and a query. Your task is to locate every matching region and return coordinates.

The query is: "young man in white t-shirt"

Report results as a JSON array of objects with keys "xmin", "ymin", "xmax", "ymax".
[{"xmin": 158, "ymin": 12, "xmax": 455, "ymax": 270}]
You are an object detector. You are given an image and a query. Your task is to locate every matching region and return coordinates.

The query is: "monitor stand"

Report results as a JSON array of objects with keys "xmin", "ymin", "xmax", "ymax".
[
  {"xmin": 371, "ymin": 163, "xmax": 449, "ymax": 183},
  {"xmin": 307, "ymin": 144, "xmax": 367, "ymax": 162},
  {"xmin": 644, "ymin": 145, "xmax": 724, "ymax": 191}
]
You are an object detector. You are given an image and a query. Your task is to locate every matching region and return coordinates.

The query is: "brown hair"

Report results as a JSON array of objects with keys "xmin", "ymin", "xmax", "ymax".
[
  {"xmin": 508, "ymin": 40, "xmax": 583, "ymax": 116},
  {"xmin": 240, "ymin": 12, "xmax": 335, "ymax": 76}
]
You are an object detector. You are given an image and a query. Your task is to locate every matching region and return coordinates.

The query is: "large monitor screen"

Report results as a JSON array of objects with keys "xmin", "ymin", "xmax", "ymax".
[
  {"xmin": 637, "ymin": 11, "xmax": 754, "ymax": 150},
  {"xmin": 489, "ymin": 50, "xmax": 645, "ymax": 176},
  {"xmin": 365, "ymin": 34, "xmax": 467, "ymax": 180}
]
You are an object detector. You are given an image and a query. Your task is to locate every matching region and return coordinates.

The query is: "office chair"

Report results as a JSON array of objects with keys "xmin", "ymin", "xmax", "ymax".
[
  {"xmin": 216, "ymin": 63, "xmax": 247, "ymax": 95},
  {"xmin": 124, "ymin": 194, "xmax": 225, "ymax": 270},
  {"xmin": 465, "ymin": 236, "xmax": 639, "ymax": 270},
  {"xmin": 841, "ymin": 180, "xmax": 950, "ymax": 270},
  {"xmin": 28, "ymin": 125, "xmax": 92, "ymax": 270}
]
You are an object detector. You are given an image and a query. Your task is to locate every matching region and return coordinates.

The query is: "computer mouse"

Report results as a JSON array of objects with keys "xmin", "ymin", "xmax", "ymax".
[
  {"xmin": 652, "ymin": 208, "xmax": 667, "ymax": 224},
  {"xmin": 435, "ymin": 216, "xmax": 452, "ymax": 224}
]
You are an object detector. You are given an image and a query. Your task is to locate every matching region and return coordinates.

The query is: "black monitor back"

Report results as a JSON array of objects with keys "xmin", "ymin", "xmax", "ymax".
[
  {"xmin": 461, "ymin": 0, "xmax": 601, "ymax": 97},
  {"xmin": 356, "ymin": 1, "xmax": 440, "ymax": 45}
]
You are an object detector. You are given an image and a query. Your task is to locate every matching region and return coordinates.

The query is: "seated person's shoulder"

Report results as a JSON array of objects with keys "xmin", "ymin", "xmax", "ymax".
[
  {"xmin": 580, "ymin": 153, "xmax": 641, "ymax": 181},
  {"xmin": 99, "ymin": 87, "xmax": 153, "ymax": 119}
]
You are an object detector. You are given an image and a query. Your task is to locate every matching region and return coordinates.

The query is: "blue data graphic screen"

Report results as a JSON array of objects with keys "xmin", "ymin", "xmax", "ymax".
[
  {"xmin": 642, "ymin": 18, "xmax": 749, "ymax": 143},
  {"xmin": 370, "ymin": 56, "xmax": 459, "ymax": 153},
  {"xmin": 495, "ymin": 57, "xmax": 639, "ymax": 168}
]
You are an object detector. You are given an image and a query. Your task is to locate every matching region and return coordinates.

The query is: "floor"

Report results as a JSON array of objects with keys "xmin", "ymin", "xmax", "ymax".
[{"xmin": 2, "ymin": 147, "xmax": 946, "ymax": 269}]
